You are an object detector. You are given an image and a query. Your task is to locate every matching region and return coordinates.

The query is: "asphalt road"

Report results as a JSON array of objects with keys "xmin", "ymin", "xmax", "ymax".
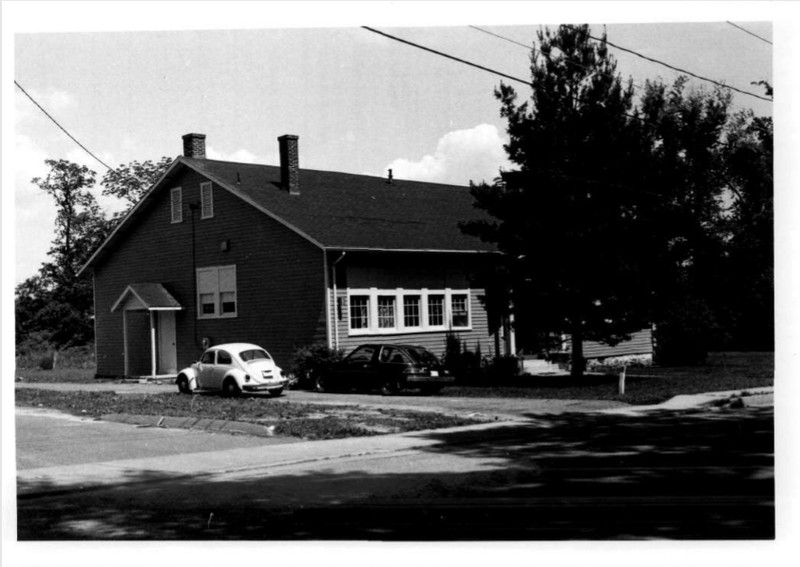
[{"xmin": 15, "ymin": 401, "xmax": 774, "ymax": 541}]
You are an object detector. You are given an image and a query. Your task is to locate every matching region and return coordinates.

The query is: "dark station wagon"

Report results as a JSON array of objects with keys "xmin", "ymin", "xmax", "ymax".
[{"xmin": 315, "ymin": 343, "xmax": 455, "ymax": 396}]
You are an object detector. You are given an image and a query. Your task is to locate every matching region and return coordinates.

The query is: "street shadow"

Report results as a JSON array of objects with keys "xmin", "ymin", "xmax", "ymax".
[{"xmin": 16, "ymin": 407, "xmax": 773, "ymax": 541}]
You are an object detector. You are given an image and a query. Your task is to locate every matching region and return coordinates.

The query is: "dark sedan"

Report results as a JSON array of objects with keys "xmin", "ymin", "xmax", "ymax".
[{"xmin": 314, "ymin": 343, "xmax": 454, "ymax": 395}]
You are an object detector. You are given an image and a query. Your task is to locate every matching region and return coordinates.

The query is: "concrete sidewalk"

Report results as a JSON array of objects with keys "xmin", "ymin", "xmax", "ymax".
[
  {"xmin": 16, "ymin": 419, "xmax": 513, "ymax": 498},
  {"xmin": 16, "ymin": 386, "xmax": 773, "ymax": 499}
]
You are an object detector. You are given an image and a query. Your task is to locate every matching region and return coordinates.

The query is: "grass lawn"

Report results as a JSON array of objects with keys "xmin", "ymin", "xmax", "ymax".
[
  {"xmin": 447, "ymin": 352, "xmax": 774, "ymax": 405},
  {"xmin": 15, "ymin": 389, "xmax": 482, "ymax": 440}
]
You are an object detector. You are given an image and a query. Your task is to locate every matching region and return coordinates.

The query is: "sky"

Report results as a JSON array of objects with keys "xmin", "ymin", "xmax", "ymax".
[
  {"xmin": 6, "ymin": 5, "xmax": 779, "ymax": 285},
  {"xmin": 2, "ymin": 2, "xmax": 798, "ymax": 567}
]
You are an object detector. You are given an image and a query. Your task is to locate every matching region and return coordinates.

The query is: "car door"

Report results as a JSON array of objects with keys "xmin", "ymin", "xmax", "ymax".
[
  {"xmin": 195, "ymin": 349, "xmax": 217, "ymax": 389},
  {"xmin": 378, "ymin": 346, "xmax": 411, "ymax": 384},
  {"xmin": 208, "ymin": 349, "xmax": 235, "ymax": 390},
  {"xmin": 338, "ymin": 345, "xmax": 377, "ymax": 389}
]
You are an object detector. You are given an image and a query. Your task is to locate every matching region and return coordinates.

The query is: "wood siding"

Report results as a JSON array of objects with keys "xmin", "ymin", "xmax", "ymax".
[
  {"xmin": 328, "ymin": 252, "xmax": 496, "ymax": 360},
  {"xmin": 92, "ymin": 166, "xmax": 326, "ymax": 376},
  {"xmin": 568, "ymin": 328, "xmax": 654, "ymax": 359}
]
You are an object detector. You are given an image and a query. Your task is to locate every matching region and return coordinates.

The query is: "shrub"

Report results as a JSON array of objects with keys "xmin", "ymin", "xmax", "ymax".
[
  {"xmin": 587, "ymin": 354, "xmax": 653, "ymax": 372},
  {"xmin": 289, "ymin": 343, "xmax": 345, "ymax": 389}
]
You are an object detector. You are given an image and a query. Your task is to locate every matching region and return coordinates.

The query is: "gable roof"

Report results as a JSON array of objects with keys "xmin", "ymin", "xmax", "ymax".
[
  {"xmin": 110, "ymin": 283, "xmax": 183, "ymax": 312},
  {"xmin": 81, "ymin": 156, "xmax": 496, "ymax": 273}
]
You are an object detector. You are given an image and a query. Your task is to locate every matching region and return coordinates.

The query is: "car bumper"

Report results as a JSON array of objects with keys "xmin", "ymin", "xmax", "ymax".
[
  {"xmin": 242, "ymin": 378, "xmax": 288, "ymax": 392},
  {"xmin": 404, "ymin": 375, "xmax": 455, "ymax": 384}
]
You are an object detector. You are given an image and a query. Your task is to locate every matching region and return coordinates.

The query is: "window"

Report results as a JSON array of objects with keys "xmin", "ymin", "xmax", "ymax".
[
  {"xmin": 216, "ymin": 350, "xmax": 232, "ymax": 365},
  {"xmin": 403, "ymin": 295, "xmax": 421, "ymax": 328},
  {"xmin": 200, "ymin": 182, "xmax": 214, "ymax": 219},
  {"xmin": 428, "ymin": 295, "xmax": 444, "ymax": 327},
  {"xmin": 347, "ymin": 345, "xmax": 375, "ymax": 363},
  {"xmin": 200, "ymin": 351, "xmax": 215, "ymax": 364},
  {"xmin": 350, "ymin": 296, "xmax": 369, "ymax": 329},
  {"xmin": 170, "ymin": 187, "xmax": 183, "ymax": 223},
  {"xmin": 347, "ymin": 288, "xmax": 471, "ymax": 335},
  {"xmin": 377, "ymin": 296, "xmax": 396, "ymax": 329},
  {"xmin": 197, "ymin": 265, "xmax": 237, "ymax": 319},
  {"xmin": 451, "ymin": 294, "xmax": 470, "ymax": 328}
]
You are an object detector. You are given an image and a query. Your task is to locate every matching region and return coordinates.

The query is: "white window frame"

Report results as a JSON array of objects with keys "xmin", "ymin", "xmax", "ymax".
[
  {"xmin": 196, "ymin": 265, "xmax": 238, "ymax": 319},
  {"xmin": 170, "ymin": 187, "xmax": 183, "ymax": 223},
  {"xmin": 200, "ymin": 182, "xmax": 214, "ymax": 219},
  {"xmin": 347, "ymin": 288, "xmax": 471, "ymax": 336}
]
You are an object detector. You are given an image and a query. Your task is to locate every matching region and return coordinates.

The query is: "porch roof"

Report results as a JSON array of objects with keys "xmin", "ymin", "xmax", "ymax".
[{"xmin": 111, "ymin": 283, "xmax": 183, "ymax": 312}]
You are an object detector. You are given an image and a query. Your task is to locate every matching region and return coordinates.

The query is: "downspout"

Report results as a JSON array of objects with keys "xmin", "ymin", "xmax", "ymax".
[{"xmin": 331, "ymin": 251, "xmax": 347, "ymax": 350}]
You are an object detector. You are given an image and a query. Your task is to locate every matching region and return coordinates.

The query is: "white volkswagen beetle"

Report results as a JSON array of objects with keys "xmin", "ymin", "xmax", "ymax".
[{"xmin": 176, "ymin": 343, "xmax": 288, "ymax": 397}]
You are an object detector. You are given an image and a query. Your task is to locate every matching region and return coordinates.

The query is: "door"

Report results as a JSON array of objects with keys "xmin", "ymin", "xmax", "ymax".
[
  {"xmin": 157, "ymin": 311, "xmax": 177, "ymax": 374},
  {"xmin": 339, "ymin": 345, "xmax": 377, "ymax": 389}
]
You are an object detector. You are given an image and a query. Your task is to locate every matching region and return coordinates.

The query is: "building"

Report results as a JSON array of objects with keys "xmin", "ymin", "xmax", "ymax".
[{"xmin": 80, "ymin": 133, "xmax": 508, "ymax": 378}]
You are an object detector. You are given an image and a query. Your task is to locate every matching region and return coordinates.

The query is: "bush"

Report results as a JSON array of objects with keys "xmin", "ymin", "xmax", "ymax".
[
  {"xmin": 289, "ymin": 343, "xmax": 345, "ymax": 389},
  {"xmin": 587, "ymin": 354, "xmax": 653, "ymax": 372},
  {"xmin": 16, "ymin": 341, "xmax": 95, "ymax": 370}
]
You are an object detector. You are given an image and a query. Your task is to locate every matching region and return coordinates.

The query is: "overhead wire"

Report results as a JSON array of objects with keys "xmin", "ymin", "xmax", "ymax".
[
  {"xmin": 15, "ymin": 80, "xmax": 112, "ymax": 171},
  {"xmin": 726, "ymin": 21, "xmax": 772, "ymax": 46},
  {"xmin": 362, "ymin": 26, "xmax": 532, "ymax": 87}
]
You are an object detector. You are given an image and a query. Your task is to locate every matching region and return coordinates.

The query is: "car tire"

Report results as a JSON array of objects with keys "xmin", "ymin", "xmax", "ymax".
[
  {"xmin": 176, "ymin": 375, "xmax": 191, "ymax": 395},
  {"xmin": 268, "ymin": 387, "xmax": 284, "ymax": 398},
  {"xmin": 222, "ymin": 378, "xmax": 242, "ymax": 398},
  {"xmin": 380, "ymin": 379, "xmax": 399, "ymax": 396}
]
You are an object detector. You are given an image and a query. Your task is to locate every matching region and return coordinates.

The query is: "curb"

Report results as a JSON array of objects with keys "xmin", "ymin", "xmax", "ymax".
[{"xmin": 100, "ymin": 413, "xmax": 278, "ymax": 437}]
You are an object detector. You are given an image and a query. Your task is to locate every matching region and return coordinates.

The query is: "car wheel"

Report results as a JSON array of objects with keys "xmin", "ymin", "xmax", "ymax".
[
  {"xmin": 268, "ymin": 387, "xmax": 284, "ymax": 398},
  {"xmin": 176, "ymin": 375, "xmax": 191, "ymax": 394},
  {"xmin": 222, "ymin": 378, "xmax": 241, "ymax": 397},
  {"xmin": 380, "ymin": 379, "xmax": 399, "ymax": 396}
]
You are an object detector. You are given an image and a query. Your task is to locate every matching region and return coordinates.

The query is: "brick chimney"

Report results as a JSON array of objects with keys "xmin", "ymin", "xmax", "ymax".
[
  {"xmin": 182, "ymin": 133, "xmax": 206, "ymax": 159},
  {"xmin": 278, "ymin": 134, "xmax": 300, "ymax": 195}
]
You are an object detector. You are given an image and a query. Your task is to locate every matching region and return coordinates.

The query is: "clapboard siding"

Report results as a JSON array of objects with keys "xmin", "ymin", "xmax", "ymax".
[
  {"xmin": 327, "ymin": 253, "xmax": 496, "ymax": 359},
  {"xmin": 92, "ymin": 167, "xmax": 325, "ymax": 376},
  {"xmin": 568, "ymin": 328, "xmax": 654, "ymax": 359}
]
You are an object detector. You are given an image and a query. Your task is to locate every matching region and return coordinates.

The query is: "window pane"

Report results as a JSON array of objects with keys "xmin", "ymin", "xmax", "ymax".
[
  {"xmin": 403, "ymin": 295, "xmax": 421, "ymax": 327},
  {"xmin": 378, "ymin": 296, "xmax": 395, "ymax": 328},
  {"xmin": 428, "ymin": 295, "xmax": 444, "ymax": 326},
  {"xmin": 217, "ymin": 351, "xmax": 232, "ymax": 365},
  {"xmin": 347, "ymin": 345, "xmax": 374, "ymax": 363},
  {"xmin": 220, "ymin": 291, "xmax": 236, "ymax": 314},
  {"xmin": 200, "ymin": 293, "xmax": 215, "ymax": 315},
  {"xmin": 349, "ymin": 296, "xmax": 369, "ymax": 329},
  {"xmin": 451, "ymin": 294, "xmax": 469, "ymax": 327}
]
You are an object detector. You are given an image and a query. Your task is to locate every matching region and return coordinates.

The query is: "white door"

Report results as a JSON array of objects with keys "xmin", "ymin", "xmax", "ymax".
[{"xmin": 157, "ymin": 311, "xmax": 177, "ymax": 374}]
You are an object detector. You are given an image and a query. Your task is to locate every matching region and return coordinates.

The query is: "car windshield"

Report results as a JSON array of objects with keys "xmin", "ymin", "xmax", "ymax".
[
  {"xmin": 405, "ymin": 347, "xmax": 440, "ymax": 366},
  {"xmin": 239, "ymin": 349, "xmax": 271, "ymax": 362}
]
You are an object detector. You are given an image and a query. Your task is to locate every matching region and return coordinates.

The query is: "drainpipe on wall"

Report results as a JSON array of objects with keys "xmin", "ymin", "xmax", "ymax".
[{"xmin": 331, "ymin": 251, "xmax": 347, "ymax": 350}]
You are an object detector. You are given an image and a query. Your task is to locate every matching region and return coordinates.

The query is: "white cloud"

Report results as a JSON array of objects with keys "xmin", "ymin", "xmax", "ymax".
[
  {"xmin": 206, "ymin": 146, "xmax": 267, "ymax": 164},
  {"xmin": 385, "ymin": 124, "xmax": 511, "ymax": 186}
]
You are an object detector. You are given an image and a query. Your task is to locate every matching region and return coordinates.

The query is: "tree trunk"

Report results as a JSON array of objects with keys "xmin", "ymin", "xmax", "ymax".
[{"xmin": 570, "ymin": 322, "xmax": 585, "ymax": 378}]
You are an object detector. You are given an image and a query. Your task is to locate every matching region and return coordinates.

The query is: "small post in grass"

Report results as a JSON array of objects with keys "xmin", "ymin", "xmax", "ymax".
[{"xmin": 618, "ymin": 365, "xmax": 627, "ymax": 396}]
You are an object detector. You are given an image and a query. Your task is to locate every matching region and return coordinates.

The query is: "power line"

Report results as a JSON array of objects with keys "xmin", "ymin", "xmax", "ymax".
[
  {"xmin": 469, "ymin": 25, "xmax": 647, "ymax": 91},
  {"xmin": 726, "ymin": 21, "xmax": 772, "ymax": 46},
  {"xmin": 362, "ymin": 26, "xmax": 532, "ymax": 88},
  {"xmin": 14, "ymin": 80, "xmax": 112, "ymax": 170},
  {"xmin": 575, "ymin": 28, "xmax": 772, "ymax": 103},
  {"xmin": 470, "ymin": 25, "xmax": 771, "ymax": 103}
]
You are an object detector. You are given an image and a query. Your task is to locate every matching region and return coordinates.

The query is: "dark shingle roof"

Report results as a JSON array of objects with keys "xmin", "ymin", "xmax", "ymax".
[{"xmin": 183, "ymin": 157, "xmax": 495, "ymax": 252}]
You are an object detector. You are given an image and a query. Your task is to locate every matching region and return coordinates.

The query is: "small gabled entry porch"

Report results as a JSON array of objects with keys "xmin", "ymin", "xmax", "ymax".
[{"xmin": 111, "ymin": 283, "xmax": 183, "ymax": 378}]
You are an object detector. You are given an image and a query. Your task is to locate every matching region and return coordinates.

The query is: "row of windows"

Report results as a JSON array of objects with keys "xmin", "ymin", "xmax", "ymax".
[
  {"xmin": 193, "ymin": 267, "xmax": 472, "ymax": 338},
  {"xmin": 171, "ymin": 183, "xmax": 214, "ymax": 223},
  {"xmin": 348, "ymin": 289, "xmax": 471, "ymax": 335}
]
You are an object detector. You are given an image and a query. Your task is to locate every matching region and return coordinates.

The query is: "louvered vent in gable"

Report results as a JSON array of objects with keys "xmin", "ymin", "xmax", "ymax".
[{"xmin": 200, "ymin": 182, "xmax": 214, "ymax": 219}]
